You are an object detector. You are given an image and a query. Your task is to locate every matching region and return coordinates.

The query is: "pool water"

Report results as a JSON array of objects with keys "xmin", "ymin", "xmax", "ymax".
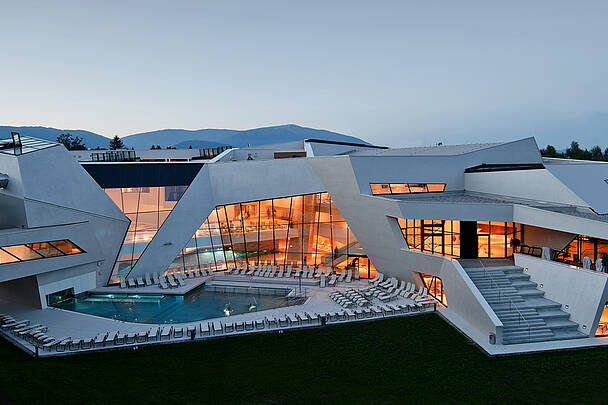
[{"xmin": 51, "ymin": 285, "xmax": 303, "ymax": 324}]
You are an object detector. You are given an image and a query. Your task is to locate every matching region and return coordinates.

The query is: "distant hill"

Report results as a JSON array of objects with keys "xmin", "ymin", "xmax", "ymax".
[
  {"xmin": 0, "ymin": 124, "xmax": 369, "ymax": 150},
  {"xmin": 0, "ymin": 126, "xmax": 111, "ymax": 149},
  {"xmin": 120, "ymin": 125, "xmax": 369, "ymax": 149}
]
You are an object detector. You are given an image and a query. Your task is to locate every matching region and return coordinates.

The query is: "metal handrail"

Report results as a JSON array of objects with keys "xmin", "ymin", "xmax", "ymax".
[{"xmin": 478, "ymin": 260, "xmax": 532, "ymax": 343}]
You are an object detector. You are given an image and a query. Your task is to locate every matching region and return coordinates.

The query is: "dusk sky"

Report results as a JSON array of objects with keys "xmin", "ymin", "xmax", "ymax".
[{"xmin": 2, "ymin": 1, "xmax": 607, "ymax": 148}]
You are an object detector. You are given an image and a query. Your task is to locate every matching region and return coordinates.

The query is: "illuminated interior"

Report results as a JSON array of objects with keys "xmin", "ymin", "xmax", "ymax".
[
  {"xmin": 596, "ymin": 303, "xmax": 608, "ymax": 336},
  {"xmin": 105, "ymin": 186, "xmax": 188, "ymax": 284},
  {"xmin": 168, "ymin": 192, "xmax": 376, "ymax": 279},
  {"xmin": 370, "ymin": 183, "xmax": 445, "ymax": 195},
  {"xmin": 419, "ymin": 273, "xmax": 446, "ymax": 305},
  {"xmin": 398, "ymin": 219, "xmax": 461, "ymax": 257},
  {"xmin": 555, "ymin": 235, "xmax": 608, "ymax": 269},
  {"xmin": 398, "ymin": 218, "xmax": 521, "ymax": 259},
  {"xmin": 0, "ymin": 240, "xmax": 84, "ymax": 265}
]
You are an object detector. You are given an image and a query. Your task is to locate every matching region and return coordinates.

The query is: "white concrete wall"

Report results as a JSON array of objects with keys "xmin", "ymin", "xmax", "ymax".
[
  {"xmin": 465, "ymin": 169, "xmax": 589, "ymax": 208},
  {"xmin": 37, "ymin": 270, "xmax": 97, "ymax": 309},
  {"xmin": 309, "ymin": 155, "xmax": 504, "ymax": 345},
  {"xmin": 514, "ymin": 253, "xmax": 608, "ymax": 335},
  {"xmin": 515, "ymin": 205, "xmax": 608, "ymax": 241}
]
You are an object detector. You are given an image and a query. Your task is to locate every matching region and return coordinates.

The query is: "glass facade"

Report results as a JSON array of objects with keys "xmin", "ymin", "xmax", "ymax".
[
  {"xmin": 555, "ymin": 235, "xmax": 608, "ymax": 269},
  {"xmin": 419, "ymin": 273, "xmax": 446, "ymax": 305},
  {"xmin": 398, "ymin": 219, "xmax": 461, "ymax": 257},
  {"xmin": 0, "ymin": 240, "xmax": 83, "ymax": 265},
  {"xmin": 105, "ymin": 185, "xmax": 188, "ymax": 284},
  {"xmin": 596, "ymin": 303, "xmax": 608, "ymax": 336},
  {"xmin": 370, "ymin": 183, "xmax": 445, "ymax": 195},
  {"xmin": 168, "ymin": 192, "xmax": 377, "ymax": 279},
  {"xmin": 398, "ymin": 218, "xmax": 521, "ymax": 259}
]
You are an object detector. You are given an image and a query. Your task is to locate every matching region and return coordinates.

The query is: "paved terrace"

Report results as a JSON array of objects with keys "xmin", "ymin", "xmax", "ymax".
[{"xmin": 0, "ymin": 274, "xmax": 434, "ymax": 357}]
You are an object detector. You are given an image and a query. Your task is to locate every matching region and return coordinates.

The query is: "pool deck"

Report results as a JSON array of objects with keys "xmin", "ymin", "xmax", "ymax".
[
  {"xmin": 0, "ymin": 276, "xmax": 433, "ymax": 357},
  {"xmin": 90, "ymin": 276, "xmax": 212, "ymax": 295}
]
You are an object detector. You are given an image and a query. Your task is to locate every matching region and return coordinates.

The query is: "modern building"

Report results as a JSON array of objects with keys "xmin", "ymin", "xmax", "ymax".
[{"xmin": 2, "ymin": 133, "xmax": 608, "ymax": 355}]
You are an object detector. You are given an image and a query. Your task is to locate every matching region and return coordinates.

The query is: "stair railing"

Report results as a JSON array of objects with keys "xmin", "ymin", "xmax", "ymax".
[{"xmin": 477, "ymin": 260, "xmax": 532, "ymax": 343}]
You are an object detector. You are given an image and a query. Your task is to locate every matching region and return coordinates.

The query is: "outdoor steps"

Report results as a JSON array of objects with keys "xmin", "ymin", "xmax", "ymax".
[{"xmin": 462, "ymin": 262, "xmax": 585, "ymax": 345}]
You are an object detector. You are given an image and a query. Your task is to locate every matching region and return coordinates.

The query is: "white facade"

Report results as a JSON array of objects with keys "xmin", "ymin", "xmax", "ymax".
[{"xmin": 3, "ymin": 135, "xmax": 608, "ymax": 353}]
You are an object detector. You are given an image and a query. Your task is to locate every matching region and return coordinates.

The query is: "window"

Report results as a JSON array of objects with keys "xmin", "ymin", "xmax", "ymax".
[
  {"xmin": 105, "ymin": 185, "xmax": 189, "ymax": 284},
  {"xmin": 398, "ymin": 218, "xmax": 460, "ymax": 258},
  {"xmin": 419, "ymin": 273, "xmax": 446, "ymax": 306},
  {"xmin": 0, "ymin": 240, "xmax": 83, "ymax": 265},
  {"xmin": 166, "ymin": 192, "xmax": 376, "ymax": 279},
  {"xmin": 370, "ymin": 183, "xmax": 446, "ymax": 195}
]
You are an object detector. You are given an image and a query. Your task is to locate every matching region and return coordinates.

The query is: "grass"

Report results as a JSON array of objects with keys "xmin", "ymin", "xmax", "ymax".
[{"xmin": 0, "ymin": 313, "xmax": 606, "ymax": 404}]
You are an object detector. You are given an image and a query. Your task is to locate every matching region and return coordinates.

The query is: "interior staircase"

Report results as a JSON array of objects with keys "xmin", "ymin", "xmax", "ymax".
[{"xmin": 462, "ymin": 261, "xmax": 586, "ymax": 345}]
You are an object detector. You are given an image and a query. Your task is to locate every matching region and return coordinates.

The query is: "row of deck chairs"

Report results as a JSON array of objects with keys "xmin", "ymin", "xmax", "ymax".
[
  {"xmin": 0, "ymin": 314, "xmax": 56, "ymax": 348},
  {"xmin": 329, "ymin": 289, "xmax": 370, "ymax": 307},
  {"xmin": 119, "ymin": 265, "xmax": 215, "ymax": 290},
  {"xmin": 226, "ymin": 262, "xmax": 358, "ymax": 287},
  {"xmin": 364, "ymin": 273, "xmax": 437, "ymax": 304}
]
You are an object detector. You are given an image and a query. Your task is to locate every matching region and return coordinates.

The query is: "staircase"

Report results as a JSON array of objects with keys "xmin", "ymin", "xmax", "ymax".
[{"xmin": 463, "ymin": 262, "xmax": 586, "ymax": 345}]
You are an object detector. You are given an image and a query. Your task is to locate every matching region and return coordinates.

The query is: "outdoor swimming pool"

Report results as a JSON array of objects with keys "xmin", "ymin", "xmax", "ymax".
[{"xmin": 50, "ymin": 285, "xmax": 303, "ymax": 323}]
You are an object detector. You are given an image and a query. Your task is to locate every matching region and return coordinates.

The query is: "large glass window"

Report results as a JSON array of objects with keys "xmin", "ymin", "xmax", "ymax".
[
  {"xmin": 398, "ymin": 219, "xmax": 461, "ymax": 258},
  {"xmin": 105, "ymin": 185, "xmax": 188, "ymax": 284},
  {"xmin": 0, "ymin": 240, "xmax": 83, "ymax": 265},
  {"xmin": 556, "ymin": 235, "xmax": 608, "ymax": 270},
  {"xmin": 398, "ymin": 218, "xmax": 519, "ymax": 259},
  {"xmin": 167, "ymin": 192, "xmax": 376, "ymax": 278},
  {"xmin": 370, "ymin": 183, "xmax": 446, "ymax": 195}
]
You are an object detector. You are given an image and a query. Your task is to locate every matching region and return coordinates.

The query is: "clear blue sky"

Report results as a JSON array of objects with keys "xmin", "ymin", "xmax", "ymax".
[{"xmin": 2, "ymin": 1, "xmax": 607, "ymax": 148}]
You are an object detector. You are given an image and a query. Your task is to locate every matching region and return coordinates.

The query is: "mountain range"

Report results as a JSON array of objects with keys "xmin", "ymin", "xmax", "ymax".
[{"xmin": 0, "ymin": 125, "xmax": 369, "ymax": 149}]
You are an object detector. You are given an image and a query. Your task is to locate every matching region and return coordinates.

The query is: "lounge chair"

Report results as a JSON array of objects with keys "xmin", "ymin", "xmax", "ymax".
[
  {"xmin": 152, "ymin": 272, "xmax": 160, "ymax": 285},
  {"xmin": 167, "ymin": 275, "xmax": 178, "ymax": 288},
  {"xmin": 371, "ymin": 273, "xmax": 384, "ymax": 286},
  {"xmin": 127, "ymin": 278, "xmax": 136, "ymax": 288},
  {"xmin": 320, "ymin": 274, "xmax": 326, "ymax": 288},
  {"xmin": 120, "ymin": 278, "xmax": 127, "ymax": 288},
  {"xmin": 278, "ymin": 316, "xmax": 289, "ymax": 327},
  {"xmin": 245, "ymin": 321, "xmax": 254, "ymax": 331},
  {"xmin": 145, "ymin": 273, "xmax": 153, "ymax": 286},
  {"xmin": 176, "ymin": 275, "xmax": 186, "ymax": 287},
  {"xmin": 255, "ymin": 319, "xmax": 265, "ymax": 330},
  {"xmin": 284, "ymin": 265, "xmax": 292, "ymax": 278},
  {"xmin": 135, "ymin": 277, "xmax": 144, "ymax": 287},
  {"xmin": 254, "ymin": 265, "xmax": 261, "ymax": 277},
  {"xmin": 226, "ymin": 265, "xmax": 235, "ymax": 275},
  {"xmin": 277, "ymin": 266, "xmax": 284, "ymax": 278},
  {"xmin": 223, "ymin": 323, "xmax": 234, "ymax": 333},
  {"xmin": 235, "ymin": 321, "xmax": 245, "ymax": 332},
  {"xmin": 338, "ymin": 271, "xmax": 346, "ymax": 282},
  {"xmin": 328, "ymin": 274, "xmax": 337, "ymax": 287},
  {"xmin": 174, "ymin": 327, "xmax": 184, "ymax": 338},
  {"xmin": 200, "ymin": 323, "xmax": 211, "ymax": 337},
  {"xmin": 159, "ymin": 277, "xmax": 169, "ymax": 289},
  {"xmin": 246, "ymin": 264, "xmax": 255, "ymax": 276},
  {"xmin": 294, "ymin": 268, "xmax": 302, "ymax": 278},
  {"xmin": 212, "ymin": 321, "xmax": 223, "ymax": 335},
  {"xmin": 346, "ymin": 269, "xmax": 352, "ymax": 283},
  {"xmin": 160, "ymin": 326, "xmax": 172, "ymax": 340},
  {"xmin": 269, "ymin": 266, "xmax": 276, "ymax": 278}
]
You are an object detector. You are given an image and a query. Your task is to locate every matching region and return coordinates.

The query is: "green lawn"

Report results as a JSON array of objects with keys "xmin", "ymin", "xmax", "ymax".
[{"xmin": 0, "ymin": 313, "xmax": 606, "ymax": 404}]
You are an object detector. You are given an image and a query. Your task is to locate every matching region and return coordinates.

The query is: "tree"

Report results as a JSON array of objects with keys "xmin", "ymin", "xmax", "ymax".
[
  {"xmin": 591, "ymin": 146, "xmax": 603, "ymax": 161},
  {"xmin": 109, "ymin": 135, "xmax": 125, "ymax": 150},
  {"xmin": 566, "ymin": 141, "xmax": 583, "ymax": 159},
  {"xmin": 541, "ymin": 145, "xmax": 557, "ymax": 157},
  {"xmin": 56, "ymin": 133, "xmax": 86, "ymax": 150},
  {"xmin": 604, "ymin": 148, "xmax": 608, "ymax": 161}
]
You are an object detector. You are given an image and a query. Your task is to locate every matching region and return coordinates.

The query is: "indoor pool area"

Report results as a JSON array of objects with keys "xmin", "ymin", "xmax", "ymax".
[{"xmin": 49, "ymin": 284, "xmax": 303, "ymax": 324}]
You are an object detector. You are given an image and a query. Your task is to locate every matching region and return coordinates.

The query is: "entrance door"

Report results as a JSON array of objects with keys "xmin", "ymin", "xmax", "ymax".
[{"xmin": 460, "ymin": 221, "xmax": 478, "ymax": 259}]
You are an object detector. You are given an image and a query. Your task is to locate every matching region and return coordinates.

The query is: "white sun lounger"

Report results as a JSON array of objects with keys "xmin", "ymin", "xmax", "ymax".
[
  {"xmin": 120, "ymin": 278, "xmax": 127, "ymax": 288},
  {"xmin": 320, "ymin": 274, "xmax": 326, "ymax": 288},
  {"xmin": 346, "ymin": 269, "xmax": 352, "ymax": 283},
  {"xmin": 167, "ymin": 275, "xmax": 178, "ymax": 288},
  {"xmin": 152, "ymin": 272, "xmax": 160, "ymax": 285},
  {"xmin": 145, "ymin": 273, "xmax": 153, "ymax": 286},
  {"xmin": 246, "ymin": 264, "xmax": 255, "ymax": 276},
  {"xmin": 127, "ymin": 278, "xmax": 136, "ymax": 288},
  {"xmin": 338, "ymin": 271, "xmax": 346, "ymax": 282},
  {"xmin": 212, "ymin": 321, "xmax": 223, "ymax": 335},
  {"xmin": 277, "ymin": 266, "xmax": 284, "ymax": 278},
  {"xmin": 200, "ymin": 322, "xmax": 211, "ymax": 337},
  {"xmin": 255, "ymin": 319, "xmax": 265, "ymax": 330},
  {"xmin": 328, "ymin": 274, "xmax": 337, "ymax": 287},
  {"xmin": 160, "ymin": 326, "xmax": 172, "ymax": 340},
  {"xmin": 284, "ymin": 265, "xmax": 292, "ymax": 278},
  {"xmin": 226, "ymin": 265, "xmax": 235, "ymax": 275},
  {"xmin": 136, "ymin": 277, "xmax": 145, "ymax": 287},
  {"xmin": 176, "ymin": 275, "xmax": 186, "ymax": 287},
  {"xmin": 159, "ymin": 277, "xmax": 169, "ymax": 289},
  {"xmin": 269, "ymin": 266, "xmax": 277, "ymax": 278}
]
